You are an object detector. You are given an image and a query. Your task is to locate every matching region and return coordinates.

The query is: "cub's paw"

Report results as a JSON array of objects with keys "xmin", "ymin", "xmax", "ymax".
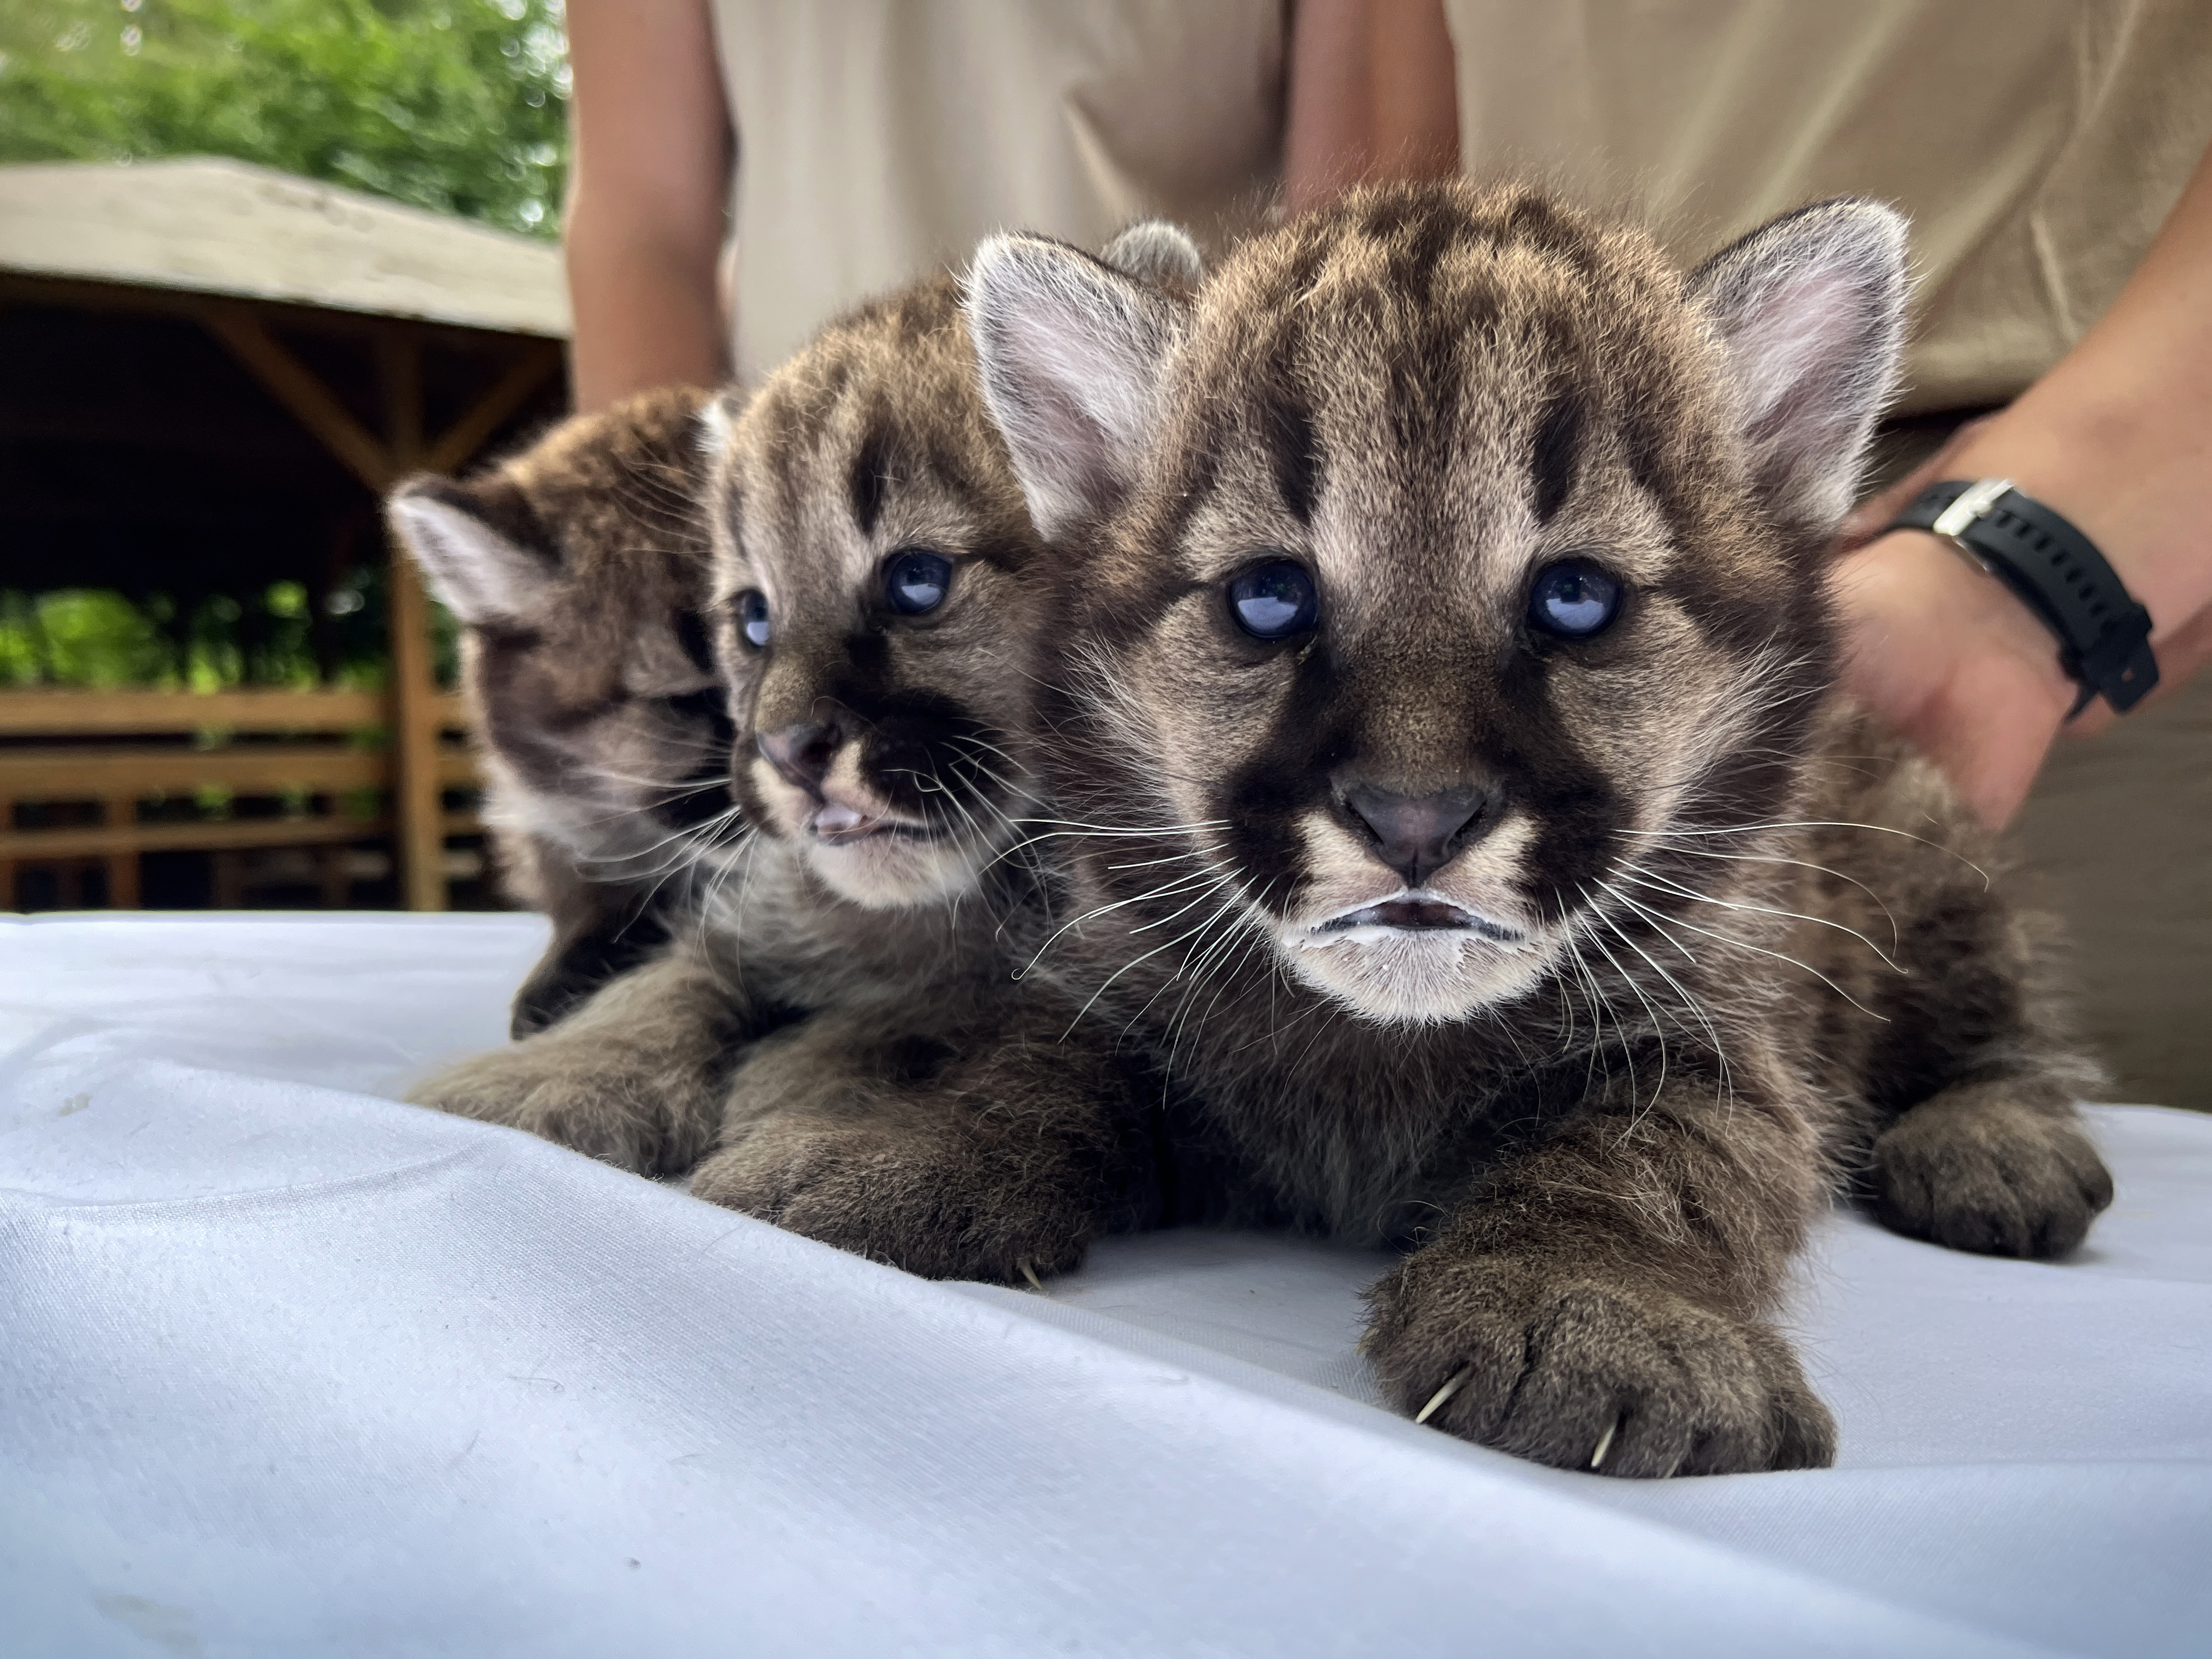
[
  {"xmin": 407, "ymin": 1041, "xmax": 713, "ymax": 1175},
  {"xmin": 1871, "ymin": 1091, "xmax": 2114, "ymax": 1259},
  {"xmin": 690, "ymin": 1114, "xmax": 1092, "ymax": 1284},
  {"xmin": 1363, "ymin": 1255, "xmax": 1835, "ymax": 1478}
]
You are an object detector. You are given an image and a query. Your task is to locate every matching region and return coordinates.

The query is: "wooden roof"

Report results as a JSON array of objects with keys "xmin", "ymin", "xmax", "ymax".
[{"xmin": 0, "ymin": 157, "xmax": 570, "ymax": 338}]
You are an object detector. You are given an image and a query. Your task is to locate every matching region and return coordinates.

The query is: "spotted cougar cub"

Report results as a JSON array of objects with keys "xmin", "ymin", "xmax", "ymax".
[
  {"xmin": 390, "ymin": 385, "xmax": 738, "ymax": 1036},
  {"xmin": 406, "ymin": 229, "xmax": 1198, "ymax": 1201},
  {"xmin": 737, "ymin": 182, "xmax": 2107, "ymax": 1476}
]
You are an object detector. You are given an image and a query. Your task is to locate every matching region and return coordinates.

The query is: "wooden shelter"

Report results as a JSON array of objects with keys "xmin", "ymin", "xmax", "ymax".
[{"xmin": 0, "ymin": 157, "xmax": 571, "ymax": 910}]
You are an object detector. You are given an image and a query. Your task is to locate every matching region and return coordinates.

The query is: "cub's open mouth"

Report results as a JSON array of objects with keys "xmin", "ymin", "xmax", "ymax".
[
  {"xmin": 808, "ymin": 801, "xmax": 934, "ymax": 845},
  {"xmin": 1312, "ymin": 899, "xmax": 1526, "ymax": 944}
]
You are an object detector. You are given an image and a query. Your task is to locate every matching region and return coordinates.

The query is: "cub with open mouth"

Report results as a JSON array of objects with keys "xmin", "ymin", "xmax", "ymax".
[{"xmin": 403, "ymin": 229, "xmax": 1198, "ymax": 1211}]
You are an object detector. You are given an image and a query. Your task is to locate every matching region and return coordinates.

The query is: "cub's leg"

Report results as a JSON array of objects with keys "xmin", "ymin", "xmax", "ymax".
[
  {"xmin": 690, "ymin": 1004, "xmax": 1156, "ymax": 1283},
  {"xmin": 1869, "ymin": 1076, "xmax": 2112, "ymax": 1259},
  {"xmin": 409, "ymin": 936, "xmax": 769, "ymax": 1175},
  {"xmin": 506, "ymin": 848, "xmax": 669, "ymax": 1038},
  {"xmin": 1810, "ymin": 726, "xmax": 2113, "ymax": 1259},
  {"xmin": 1363, "ymin": 1077, "xmax": 1836, "ymax": 1478}
]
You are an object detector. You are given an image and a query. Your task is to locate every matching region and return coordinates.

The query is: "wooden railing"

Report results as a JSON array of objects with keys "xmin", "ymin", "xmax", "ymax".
[{"xmin": 0, "ymin": 687, "xmax": 477, "ymax": 909}]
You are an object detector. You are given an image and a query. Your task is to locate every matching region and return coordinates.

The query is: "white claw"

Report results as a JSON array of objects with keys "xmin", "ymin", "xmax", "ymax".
[
  {"xmin": 1018, "ymin": 1258, "xmax": 1047, "ymax": 1295},
  {"xmin": 1415, "ymin": 1364, "xmax": 1475, "ymax": 1425},
  {"xmin": 1591, "ymin": 1419, "xmax": 1619, "ymax": 1470}
]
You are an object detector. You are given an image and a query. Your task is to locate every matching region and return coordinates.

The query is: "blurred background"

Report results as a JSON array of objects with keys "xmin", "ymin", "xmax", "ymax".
[{"xmin": 0, "ymin": 0, "xmax": 573, "ymax": 912}]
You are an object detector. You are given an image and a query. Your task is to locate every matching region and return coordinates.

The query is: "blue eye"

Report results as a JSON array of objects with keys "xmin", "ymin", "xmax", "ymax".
[
  {"xmin": 1228, "ymin": 560, "xmax": 1318, "ymax": 640},
  {"xmin": 885, "ymin": 549, "xmax": 953, "ymax": 614},
  {"xmin": 1528, "ymin": 559, "xmax": 1622, "ymax": 639},
  {"xmin": 738, "ymin": 590, "xmax": 771, "ymax": 648}
]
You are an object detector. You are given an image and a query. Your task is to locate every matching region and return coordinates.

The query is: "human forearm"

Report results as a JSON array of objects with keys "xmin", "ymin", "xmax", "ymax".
[
  {"xmin": 562, "ymin": 0, "xmax": 733, "ymax": 411},
  {"xmin": 1832, "ymin": 140, "xmax": 2212, "ymax": 825},
  {"xmin": 1283, "ymin": 0, "xmax": 1458, "ymax": 214},
  {"xmin": 564, "ymin": 193, "xmax": 729, "ymax": 410}
]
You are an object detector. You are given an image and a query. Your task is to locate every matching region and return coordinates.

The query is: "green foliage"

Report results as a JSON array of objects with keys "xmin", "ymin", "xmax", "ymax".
[
  {"xmin": 0, "ymin": 583, "xmax": 380, "ymax": 690},
  {"xmin": 0, "ymin": 0, "xmax": 569, "ymax": 238}
]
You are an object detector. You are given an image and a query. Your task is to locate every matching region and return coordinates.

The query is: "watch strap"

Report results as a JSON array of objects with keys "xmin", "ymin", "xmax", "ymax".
[{"xmin": 1889, "ymin": 479, "xmax": 2159, "ymax": 716}]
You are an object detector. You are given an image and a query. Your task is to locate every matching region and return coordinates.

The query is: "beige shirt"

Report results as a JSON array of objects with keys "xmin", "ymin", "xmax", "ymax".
[
  {"xmin": 1442, "ymin": 0, "xmax": 2212, "ymax": 413},
  {"xmin": 709, "ymin": 0, "xmax": 1286, "ymax": 385}
]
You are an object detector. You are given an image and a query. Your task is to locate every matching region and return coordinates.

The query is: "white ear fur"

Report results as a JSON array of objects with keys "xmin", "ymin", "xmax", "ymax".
[
  {"xmin": 696, "ymin": 390, "xmax": 741, "ymax": 461},
  {"xmin": 1102, "ymin": 219, "xmax": 1204, "ymax": 290},
  {"xmin": 965, "ymin": 233, "xmax": 1186, "ymax": 541},
  {"xmin": 387, "ymin": 483, "xmax": 552, "ymax": 626},
  {"xmin": 1691, "ymin": 199, "xmax": 1910, "ymax": 534}
]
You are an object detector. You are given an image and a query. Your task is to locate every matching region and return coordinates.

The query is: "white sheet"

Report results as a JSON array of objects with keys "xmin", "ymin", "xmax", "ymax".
[{"xmin": 2, "ymin": 912, "xmax": 2205, "ymax": 1657}]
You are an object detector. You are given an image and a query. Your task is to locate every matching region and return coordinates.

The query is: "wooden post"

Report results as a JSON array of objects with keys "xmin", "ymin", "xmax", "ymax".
[
  {"xmin": 380, "ymin": 329, "xmax": 446, "ymax": 912},
  {"xmin": 101, "ymin": 795, "xmax": 140, "ymax": 909},
  {"xmin": 200, "ymin": 302, "xmax": 552, "ymax": 914}
]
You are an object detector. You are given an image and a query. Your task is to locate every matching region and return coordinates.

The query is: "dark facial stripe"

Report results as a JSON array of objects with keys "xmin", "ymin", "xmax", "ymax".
[
  {"xmin": 848, "ymin": 411, "xmax": 895, "ymax": 538},
  {"xmin": 1262, "ymin": 331, "xmax": 1323, "ymax": 526},
  {"xmin": 1530, "ymin": 390, "xmax": 1584, "ymax": 524},
  {"xmin": 674, "ymin": 606, "xmax": 718, "ymax": 675}
]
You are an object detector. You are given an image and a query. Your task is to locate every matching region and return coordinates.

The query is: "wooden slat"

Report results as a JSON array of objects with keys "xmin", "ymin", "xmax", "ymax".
[
  {"xmin": 424, "ymin": 340, "xmax": 564, "ymax": 475},
  {"xmin": 200, "ymin": 304, "xmax": 396, "ymax": 492},
  {"xmin": 0, "ymin": 810, "xmax": 482, "ymax": 861},
  {"xmin": 0, "ymin": 815, "xmax": 390, "ymax": 858},
  {"xmin": 0, "ymin": 688, "xmax": 469, "ymax": 735},
  {"xmin": 0, "ymin": 745, "xmax": 475, "ymax": 797}
]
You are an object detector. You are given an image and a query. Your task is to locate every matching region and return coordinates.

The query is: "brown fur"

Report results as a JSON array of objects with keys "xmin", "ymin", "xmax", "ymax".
[
  {"xmin": 737, "ymin": 182, "xmax": 2106, "ymax": 1479},
  {"xmin": 388, "ymin": 386, "xmax": 738, "ymax": 1037},
  {"xmin": 406, "ymin": 253, "xmax": 1187, "ymax": 1210}
]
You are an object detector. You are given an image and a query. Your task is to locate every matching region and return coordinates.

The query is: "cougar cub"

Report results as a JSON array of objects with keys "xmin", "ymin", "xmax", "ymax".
[
  {"xmin": 748, "ymin": 182, "xmax": 2104, "ymax": 1477},
  {"xmin": 406, "ymin": 229, "xmax": 1198, "ymax": 1201},
  {"xmin": 390, "ymin": 385, "xmax": 737, "ymax": 1036}
]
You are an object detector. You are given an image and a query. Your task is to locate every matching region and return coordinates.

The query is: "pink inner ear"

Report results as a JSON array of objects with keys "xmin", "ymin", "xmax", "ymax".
[
  {"xmin": 1726, "ymin": 266, "xmax": 1894, "ymax": 528},
  {"xmin": 393, "ymin": 496, "xmax": 549, "ymax": 627}
]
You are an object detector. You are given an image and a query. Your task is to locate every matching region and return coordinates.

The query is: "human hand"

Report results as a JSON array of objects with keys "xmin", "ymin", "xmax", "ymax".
[
  {"xmin": 1827, "ymin": 528, "xmax": 2079, "ymax": 831},
  {"xmin": 1832, "ymin": 415, "xmax": 1994, "ymax": 554}
]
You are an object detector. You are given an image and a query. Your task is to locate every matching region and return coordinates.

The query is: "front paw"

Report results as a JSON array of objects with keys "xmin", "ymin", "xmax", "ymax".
[
  {"xmin": 690, "ymin": 1115, "xmax": 1093, "ymax": 1283},
  {"xmin": 408, "ymin": 1041, "xmax": 712, "ymax": 1175},
  {"xmin": 1363, "ymin": 1255, "xmax": 1835, "ymax": 1477},
  {"xmin": 1871, "ymin": 1092, "xmax": 2114, "ymax": 1259}
]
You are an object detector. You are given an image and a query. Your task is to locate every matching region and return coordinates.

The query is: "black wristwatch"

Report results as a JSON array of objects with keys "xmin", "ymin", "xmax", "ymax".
[{"xmin": 1887, "ymin": 478, "xmax": 2159, "ymax": 717}]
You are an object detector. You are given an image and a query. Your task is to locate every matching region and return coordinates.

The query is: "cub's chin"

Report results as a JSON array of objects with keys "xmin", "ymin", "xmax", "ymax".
[
  {"xmin": 796, "ymin": 828, "xmax": 995, "ymax": 911},
  {"xmin": 1281, "ymin": 904, "xmax": 1553, "ymax": 1024}
]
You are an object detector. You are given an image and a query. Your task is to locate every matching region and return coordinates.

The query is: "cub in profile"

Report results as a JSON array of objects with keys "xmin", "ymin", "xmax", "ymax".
[{"xmin": 390, "ymin": 385, "xmax": 738, "ymax": 1036}]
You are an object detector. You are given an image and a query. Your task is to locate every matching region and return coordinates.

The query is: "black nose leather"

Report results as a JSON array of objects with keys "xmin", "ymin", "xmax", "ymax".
[
  {"xmin": 1341, "ymin": 783, "xmax": 1500, "ymax": 887},
  {"xmin": 758, "ymin": 720, "xmax": 840, "ymax": 792}
]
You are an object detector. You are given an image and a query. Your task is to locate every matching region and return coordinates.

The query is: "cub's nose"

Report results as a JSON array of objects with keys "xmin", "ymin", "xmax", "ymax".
[
  {"xmin": 1341, "ymin": 783, "xmax": 1502, "ymax": 888},
  {"xmin": 758, "ymin": 719, "xmax": 842, "ymax": 793}
]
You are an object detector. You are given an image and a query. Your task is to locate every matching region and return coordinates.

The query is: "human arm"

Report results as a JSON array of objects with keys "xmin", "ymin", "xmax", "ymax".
[
  {"xmin": 1283, "ymin": 0, "xmax": 1459, "ymax": 215},
  {"xmin": 562, "ymin": 0, "xmax": 733, "ymax": 411},
  {"xmin": 1830, "ymin": 140, "xmax": 2212, "ymax": 829}
]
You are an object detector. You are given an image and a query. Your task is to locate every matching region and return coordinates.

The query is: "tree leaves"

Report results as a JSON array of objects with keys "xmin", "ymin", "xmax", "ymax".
[{"xmin": 0, "ymin": 0, "xmax": 571, "ymax": 239}]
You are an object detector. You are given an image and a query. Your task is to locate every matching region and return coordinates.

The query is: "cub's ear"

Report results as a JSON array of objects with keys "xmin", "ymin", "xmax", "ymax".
[
  {"xmin": 696, "ymin": 388, "xmax": 742, "ymax": 462},
  {"xmin": 386, "ymin": 475, "xmax": 554, "ymax": 626},
  {"xmin": 1691, "ymin": 199, "xmax": 1910, "ymax": 535},
  {"xmin": 965, "ymin": 232, "xmax": 1186, "ymax": 541},
  {"xmin": 1102, "ymin": 219, "xmax": 1204, "ymax": 292}
]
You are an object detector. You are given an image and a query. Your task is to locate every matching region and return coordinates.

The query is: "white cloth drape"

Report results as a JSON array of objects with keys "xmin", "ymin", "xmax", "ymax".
[{"xmin": 3, "ymin": 913, "xmax": 2205, "ymax": 1656}]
